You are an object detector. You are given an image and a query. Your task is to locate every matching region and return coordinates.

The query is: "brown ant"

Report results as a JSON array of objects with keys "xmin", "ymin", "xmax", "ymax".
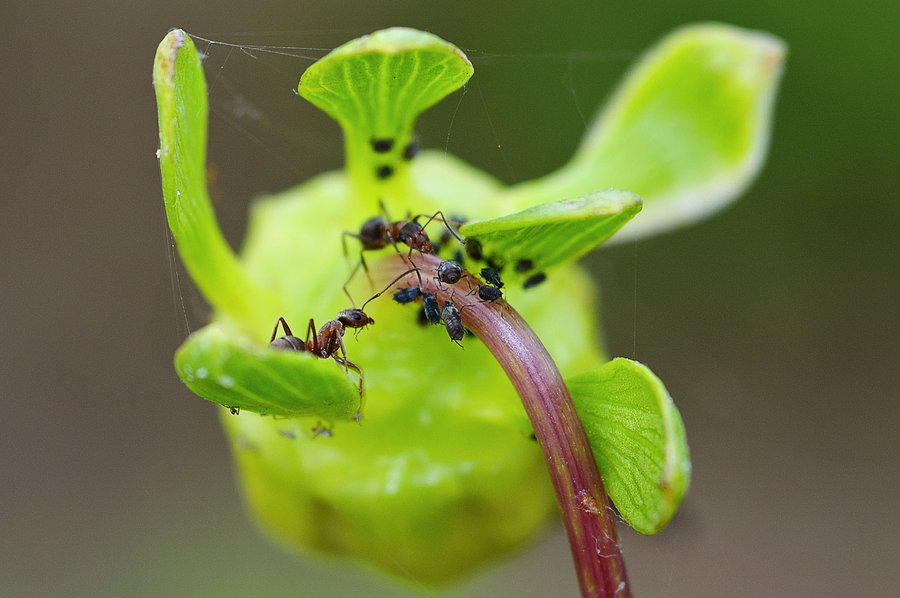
[
  {"xmin": 342, "ymin": 201, "xmax": 465, "ymax": 293},
  {"xmin": 268, "ymin": 310, "xmax": 373, "ymax": 418}
]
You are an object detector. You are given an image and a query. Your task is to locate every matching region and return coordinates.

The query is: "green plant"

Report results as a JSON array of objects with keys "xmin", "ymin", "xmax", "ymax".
[{"xmin": 154, "ymin": 24, "xmax": 784, "ymax": 596}]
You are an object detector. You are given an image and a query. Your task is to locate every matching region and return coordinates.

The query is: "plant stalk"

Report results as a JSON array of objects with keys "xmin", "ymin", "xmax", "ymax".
[{"xmin": 382, "ymin": 253, "xmax": 630, "ymax": 597}]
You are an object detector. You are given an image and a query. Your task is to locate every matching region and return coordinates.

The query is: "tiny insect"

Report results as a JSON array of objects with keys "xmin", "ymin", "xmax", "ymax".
[
  {"xmin": 477, "ymin": 284, "xmax": 503, "ymax": 303},
  {"xmin": 515, "ymin": 258, "xmax": 534, "ymax": 272},
  {"xmin": 371, "ymin": 138, "xmax": 393, "ymax": 153},
  {"xmin": 393, "ymin": 286, "xmax": 423, "ymax": 304},
  {"xmin": 522, "ymin": 272, "xmax": 547, "ymax": 289},
  {"xmin": 422, "ymin": 292, "xmax": 441, "ymax": 325},
  {"xmin": 464, "ymin": 238, "xmax": 483, "ymax": 261},
  {"xmin": 480, "ymin": 267, "xmax": 504, "ymax": 289},
  {"xmin": 441, "ymin": 299, "xmax": 466, "ymax": 346},
  {"xmin": 268, "ymin": 312, "xmax": 371, "ymax": 395},
  {"xmin": 435, "ymin": 260, "xmax": 464, "ymax": 285},
  {"xmin": 343, "ymin": 203, "xmax": 464, "ymax": 292},
  {"xmin": 311, "ymin": 422, "xmax": 334, "ymax": 439}
]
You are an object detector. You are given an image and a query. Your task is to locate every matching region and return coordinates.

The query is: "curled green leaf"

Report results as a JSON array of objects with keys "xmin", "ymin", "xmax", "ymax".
[
  {"xmin": 299, "ymin": 27, "xmax": 473, "ymax": 196},
  {"xmin": 459, "ymin": 190, "xmax": 642, "ymax": 275},
  {"xmin": 504, "ymin": 23, "xmax": 786, "ymax": 241},
  {"xmin": 175, "ymin": 325, "xmax": 360, "ymax": 420},
  {"xmin": 154, "ymin": 29, "xmax": 278, "ymax": 334},
  {"xmin": 567, "ymin": 358, "xmax": 691, "ymax": 535}
]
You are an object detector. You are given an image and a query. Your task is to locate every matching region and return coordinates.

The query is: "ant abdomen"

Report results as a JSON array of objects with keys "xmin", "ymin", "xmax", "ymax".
[{"xmin": 269, "ymin": 335, "xmax": 307, "ymax": 352}]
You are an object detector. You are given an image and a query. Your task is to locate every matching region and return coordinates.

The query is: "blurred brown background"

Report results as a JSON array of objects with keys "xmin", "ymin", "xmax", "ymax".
[{"xmin": 2, "ymin": 1, "xmax": 897, "ymax": 596}]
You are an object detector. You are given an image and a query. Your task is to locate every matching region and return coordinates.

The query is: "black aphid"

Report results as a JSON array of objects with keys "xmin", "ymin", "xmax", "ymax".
[
  {"xmin": 522, "ymin": 272, "xmax": 547, "ymax": 289},
  {"xmin": 393, "ymin": 286, "xmax": 423, "ymax": 304},
  {"xmin": 477, "ymin": 284, "xmax": 503, "ymax": 302},
  {"xmin": 441, "ymin": 300, "xmax": 465, "ymax": 344},
  {"xmin": 436, "ymin": 260, "xmax": 463, "ymax": 285},
  {"xmin": 422, "ymin": 292, "xmax": 441, "ymax": 325},
  {"xmin": 480, "ymin": 267, "xmax": 504, "ymax": 289}
]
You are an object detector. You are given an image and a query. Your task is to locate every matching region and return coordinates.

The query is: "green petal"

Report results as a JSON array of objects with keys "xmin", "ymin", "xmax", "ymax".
[
  {"xmin": 459, "ymin": 190, "xmax": 642, "ymax": 276},
  {"xmin": 153, "ymin": 30, "xmax": 278, "ymax": 333},
  {"xmin": 298, "ymin": 27, "xmax": 473, "ymax": 203},
  {"xmin": 505, "ymin": 23, "xmax": 786, "ymax": 241},
  {"xmin": 175, "ymin": 324, "xmax": 360, "ymax": 420},
  {"xmin": 567, "ymin": 358, "xmax": 691, "ymax": 535}
]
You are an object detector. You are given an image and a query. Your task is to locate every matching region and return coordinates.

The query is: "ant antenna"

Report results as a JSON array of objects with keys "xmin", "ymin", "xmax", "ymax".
[
  {"xmin": 361, "ymin": 267, "xmax": 421, "ymax": 311},
  {"xmin": 417, "ymin": 210, "xmax": 465, "ymax": 244}
]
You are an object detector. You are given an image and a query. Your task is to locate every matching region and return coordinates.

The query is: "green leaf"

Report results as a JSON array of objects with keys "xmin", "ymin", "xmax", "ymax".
[
  {"xmin": 175, "ymin": 324, "xmax": 360, "ymax": 420},
  {"xmin": 504, "ymin": 23, "xmax": 786, "ymax": 241},
  {"xmin": 567, "ymin": 358, "xmax": 691, "ymax": 535},
  {"xmin": 153, "ymin": 30, "xmax": 278, "ymax": 333},
  {"xmin": 298, "ymin": 27, "xmax": 473, "ymax": 200},
  {"xmin": 459, "ymin": 190, "xmax": 642, "ymax": 274}
]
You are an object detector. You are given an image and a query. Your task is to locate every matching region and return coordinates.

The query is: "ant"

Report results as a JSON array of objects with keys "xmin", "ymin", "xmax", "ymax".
[
  {"xmin": 268, "ymin": 309, "xmax": 373, "ymax": 416},
  {"xmin": 342, "ymin": 201, "xmax": 465, "ymax": 293}
]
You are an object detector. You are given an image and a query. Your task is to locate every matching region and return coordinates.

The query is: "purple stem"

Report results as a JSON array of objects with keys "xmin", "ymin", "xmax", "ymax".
[{"xmin": 381, "ymin": 254, "xmax": 630, "ymax": 598}]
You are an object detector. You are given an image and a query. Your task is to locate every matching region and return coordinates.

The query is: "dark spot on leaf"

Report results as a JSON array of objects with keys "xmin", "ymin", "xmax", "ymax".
[
  {"xmin": 371, "ymin": 138, "xmax": 394, "ymax": 153},
  {"xmin": 515, "ymin": 258, "xmax": 534, "ymax": 272},
  {"xmin": 403, "ymin": 141, "xmax": 419, "ymax": 160},
  {"xmin": 376, "ymin": 165, "xmax": 394, "ymax": 179}
]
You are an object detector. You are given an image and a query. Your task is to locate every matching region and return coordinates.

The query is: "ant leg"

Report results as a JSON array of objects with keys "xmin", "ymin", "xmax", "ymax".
[
  {"xmin": 361, "ymin": 267, "xmax": 421, "ymax": 311},
  {"xmin": 418, "ymin": 210, "xmax": 465, "ymax": 244},
  {"xmin": 335, "ymin": 335, "xmax": 350, "ymax": 374},
  {"xmin": 342, "ymin": 261, "xmax": 364, "ymax": 307},
  {"xmin": 270, "ymin": 317, "xmax": 293, "ymax": 343},
  {"xmin": 306, "ymin": 318, "xmax": 319, "ymax": 355},
  {"xmin": 378, "ymin": 198, "xmax": 393, "ymax": 223},
  {"xmin": 341, "ymin": 231, "xmax": 355, "ymax": 259},
  {"xmin": 334, "ymin": 356, "xmax": 365, "ymax": 421}
]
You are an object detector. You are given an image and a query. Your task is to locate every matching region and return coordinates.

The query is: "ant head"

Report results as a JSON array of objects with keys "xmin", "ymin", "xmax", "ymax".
[{"xmin": 337, "ymin": 308, "xmax": 373, "ymax": 329}]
